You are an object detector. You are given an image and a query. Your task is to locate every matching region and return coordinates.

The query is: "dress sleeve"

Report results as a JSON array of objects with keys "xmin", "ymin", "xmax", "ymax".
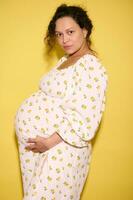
[{"xmin": 56, "ymin": 56, "xmax": 108, "ymax": 147}]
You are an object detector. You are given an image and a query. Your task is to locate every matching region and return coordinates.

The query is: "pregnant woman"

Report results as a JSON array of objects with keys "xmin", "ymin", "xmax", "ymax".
[{"xmin": 14, "ymin": 4, "xmax": 108, "ymax": 200}]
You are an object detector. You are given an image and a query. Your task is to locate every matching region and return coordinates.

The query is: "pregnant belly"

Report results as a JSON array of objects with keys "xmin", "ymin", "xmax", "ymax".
[{"xmin": 14, "ymin": 89, "xmax": 62, "ymax": 145}]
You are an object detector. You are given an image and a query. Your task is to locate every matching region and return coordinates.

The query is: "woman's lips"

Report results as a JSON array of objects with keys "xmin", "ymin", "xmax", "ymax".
[{"xmin": 63, "ymin": 45, "xmax": 72, "ymax": 49}]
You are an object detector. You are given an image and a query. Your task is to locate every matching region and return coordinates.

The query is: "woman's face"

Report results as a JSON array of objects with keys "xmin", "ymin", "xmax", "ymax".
[{"xmin": 55, "ymin": 16, "xmax": 88, "ymax": 55}]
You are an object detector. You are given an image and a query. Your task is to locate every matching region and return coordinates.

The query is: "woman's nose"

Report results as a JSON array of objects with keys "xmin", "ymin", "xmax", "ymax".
[{"xmin": 63, "ymin": 34, "xmax": 69, "ymax": 43}]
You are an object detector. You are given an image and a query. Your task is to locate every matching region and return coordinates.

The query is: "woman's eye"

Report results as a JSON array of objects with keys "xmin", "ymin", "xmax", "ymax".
[
  {"xmin": 68, "ymin": 30, "xmax": 74, "ymax": 35},
  {"xmin": 55, "ymin": 33, "xmax": 62, "ymax": 37}
]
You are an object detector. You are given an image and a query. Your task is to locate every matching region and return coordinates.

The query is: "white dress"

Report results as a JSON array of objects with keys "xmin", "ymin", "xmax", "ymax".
[{"xmin": 14, "ymin": 54, "xmax": 108, "ymax": 200}]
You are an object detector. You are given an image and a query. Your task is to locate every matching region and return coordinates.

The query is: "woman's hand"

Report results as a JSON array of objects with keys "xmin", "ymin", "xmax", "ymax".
[{"xmin": 25, "ymin": 132, "xmax": 63, "ymax": 153}]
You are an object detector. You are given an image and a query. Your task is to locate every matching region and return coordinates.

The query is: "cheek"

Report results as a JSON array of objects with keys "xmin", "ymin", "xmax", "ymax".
[{"xmin": 73, "ymin": 33, "xmax": 84, "ymax": 46}]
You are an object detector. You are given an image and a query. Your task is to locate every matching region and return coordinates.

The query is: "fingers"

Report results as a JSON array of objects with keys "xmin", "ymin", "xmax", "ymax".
[
  {"xmin": 26, "ymin": 136, "xmax": 39, "ymax": 152},
  {"xmin": 32, "ymin": 149, "xmax": 40, "ymax": 153},
  {"xmin": 25, "ymin": 145, "xmax": 40, "ymax": 153},
  {"xmin": 25, "ymin": 143, "xmax": 36, "ymax": 151},
  {"xmin": 25, "ymin": 136, "xmax": 47, "ymax": 153},
  {"xmin": 27, "ymin": 137, "xmax": 37, "ymax": 143}
]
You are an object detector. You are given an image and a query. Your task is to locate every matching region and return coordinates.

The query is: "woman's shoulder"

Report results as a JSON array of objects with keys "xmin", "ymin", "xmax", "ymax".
[
  {"xmin": 80, "ymin": 53, "xmax": 101, "ymax": 66},
  {"xmin": 75, "ymin": 54, "xmax": 108, "ymax": 81},
  {"xmin": 74, "ymin": 53, "xmax": 102, "ymax": 70},
  {"xmin": 84, "ymin": 54, "xmax": 107, "ymax": 70}
]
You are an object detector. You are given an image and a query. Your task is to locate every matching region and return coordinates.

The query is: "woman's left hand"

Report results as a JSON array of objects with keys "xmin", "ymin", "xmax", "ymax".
[{"xmin": 25, "ymin": 132, "xmax": 63, "ymax": 153}]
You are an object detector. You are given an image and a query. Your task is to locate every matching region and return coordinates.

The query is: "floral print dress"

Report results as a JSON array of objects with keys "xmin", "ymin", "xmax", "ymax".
[{"xmin": 14, "ymin": 54, "xmax": 108, "ymax": 200}]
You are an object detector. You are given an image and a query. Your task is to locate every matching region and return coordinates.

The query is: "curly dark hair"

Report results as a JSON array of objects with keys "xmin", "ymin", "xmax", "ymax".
[{"xmin": 44, "ymin": 4, "xmax": 97, "ymax": 56}]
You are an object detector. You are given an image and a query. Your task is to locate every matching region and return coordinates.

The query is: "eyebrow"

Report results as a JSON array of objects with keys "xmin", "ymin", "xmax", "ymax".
[{"xmin": 55, "ymin": 27, "xmax": 74, "ymax": 33}]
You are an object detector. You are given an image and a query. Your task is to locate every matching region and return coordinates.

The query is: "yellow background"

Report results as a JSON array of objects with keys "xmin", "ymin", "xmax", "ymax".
[{"xmin": 0, "ymin": 0, "xmax": 132, "ymax": 199}]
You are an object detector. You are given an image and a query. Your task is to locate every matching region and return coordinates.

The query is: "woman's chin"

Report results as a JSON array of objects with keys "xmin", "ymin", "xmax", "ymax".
[{"xmin": 64, "ymin": 49, "xmax": 76, "ymax": 56}]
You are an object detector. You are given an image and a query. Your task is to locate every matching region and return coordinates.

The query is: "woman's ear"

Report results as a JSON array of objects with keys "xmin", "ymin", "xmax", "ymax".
[{"xmin": 83, "ymin": 28, "xmax": 88, "ymax": 39}]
